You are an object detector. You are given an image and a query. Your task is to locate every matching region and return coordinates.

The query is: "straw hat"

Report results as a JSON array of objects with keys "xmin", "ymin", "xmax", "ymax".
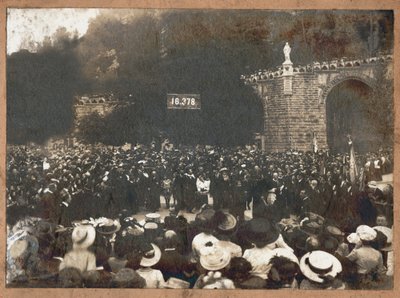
[
  {"xmin": 96, "ymin": 219, "xmax": 121, "ymax": 235},
  {"xmin": 217, "ymin": 212, "xmax": 237, "ymax": 232},
  {"xmin": 140, "ymin": 243, "xmax": 161, "ymax": 267},
  {"xmin": 71, "ymin": 225, "xmax": 96, "ymax": 249},
  {"xmin": 199, "ymin": 245, "xmax": 231, "ymax": 271},
  {"xmin": 300, "ymin": 250, "xmax": 342, "ymax": 283},
  {"xmin": 367, "ymin": 181, "xmax": 378, "ymax": 189}
]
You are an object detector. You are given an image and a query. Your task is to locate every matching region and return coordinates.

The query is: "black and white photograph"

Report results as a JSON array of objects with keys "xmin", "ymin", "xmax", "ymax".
[{"xmin": 5, "ymin": 8, "xmax": 394, "ymax": 290}]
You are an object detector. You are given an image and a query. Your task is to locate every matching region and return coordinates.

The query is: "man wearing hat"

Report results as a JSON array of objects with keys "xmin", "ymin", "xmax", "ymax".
[
  {"xmin": 213, "ymin": 168, "xmax": 234, "ymax": 210},
  {"xmin": 59, "ymin": 225, "xmax": 97, "ymax": 274}
]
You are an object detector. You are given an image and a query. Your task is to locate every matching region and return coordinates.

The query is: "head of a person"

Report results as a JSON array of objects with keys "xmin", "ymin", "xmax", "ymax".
[
  {"xmin": 225, "ymin": 257, "xmax": 252, "ymax": 281},
  {"xmin": 267, "ymin": 256, "xmax": 300, "ymax": 288},
  {"xmin": 58, "ymin": 267, "xmax": 83, "ymax": 288},
  {"xmin": 163, "ymin": 230, "xmax": 179, "ymax": 249},
  {"xmin": 376, "ymin": 215, "xmax": 388, "ymax": 227},
  {"xmin": 110, "ymin": 268, "xmax": 146, "ymax": 288},
  {"xmin": 266, "ymin": 191, "xmax": 277, "ymax": 205},
  {"xmin": 114, "ymin": 235, "xmax": 133, "ymax": 259}
]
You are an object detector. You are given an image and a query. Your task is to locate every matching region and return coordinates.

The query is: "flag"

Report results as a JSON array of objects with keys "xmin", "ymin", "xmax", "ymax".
[
  {"xmin": 313, "ymin": 132, "xmax": 318, "ymax": 153},
  {"xmin": 348, "ymin": 136, "xmax": 358, "ymax": 184}
]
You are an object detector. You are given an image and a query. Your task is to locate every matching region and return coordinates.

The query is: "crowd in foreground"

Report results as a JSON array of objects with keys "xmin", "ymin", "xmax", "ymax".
[{"xmin": 6, "ymin": 144, "xmax": 393, "ymax": 289}]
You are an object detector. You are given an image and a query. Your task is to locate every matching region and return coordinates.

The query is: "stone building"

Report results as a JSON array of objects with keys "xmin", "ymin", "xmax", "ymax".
[
  {"xmin": 242, "ymin": 43, "xmax": 393, "ymax": 152},
  {"xmin": 74, "ymin": 93, "xmax": 123, "ymax": 125}
]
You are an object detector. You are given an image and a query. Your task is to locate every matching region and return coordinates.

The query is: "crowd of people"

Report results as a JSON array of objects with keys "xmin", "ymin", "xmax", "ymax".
[{"xmin": 6, "ymin": 143, "xmax": 394, "ymax": 289}]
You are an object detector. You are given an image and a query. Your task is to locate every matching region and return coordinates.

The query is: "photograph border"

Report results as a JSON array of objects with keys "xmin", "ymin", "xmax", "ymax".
[{"xmin": 0, "ymin": 1, "xmax": 399, "ymax": 297}]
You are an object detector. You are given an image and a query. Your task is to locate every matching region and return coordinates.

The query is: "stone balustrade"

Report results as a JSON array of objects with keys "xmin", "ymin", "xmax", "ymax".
[{"xmin": 241, "ymin": 54, "xmax": 393, "ymax": 84}]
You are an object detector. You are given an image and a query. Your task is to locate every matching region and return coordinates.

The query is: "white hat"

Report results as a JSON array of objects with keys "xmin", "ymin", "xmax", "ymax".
[
  {"xmin": 140, "ymin": 243, "xmax": 161, "ymax": 267},
  {"xmin": 72, "ymin": 225, "xmax": 96, "ymax": 249},
  {"xmin": 199, "ymin": 244, "xmax": 231, "ymax": 271},
  {"xmin": 356, "ymin": 225, "xmax": 377, "ymax": 241},
  {"xmin": 300, "ymin": 250, "xmax": 342, "ymax": 283}
]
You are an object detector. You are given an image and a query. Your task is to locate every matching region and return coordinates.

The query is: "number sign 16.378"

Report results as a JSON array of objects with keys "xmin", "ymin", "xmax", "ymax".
[{"xmin": 167, "ymin": 94, "xmax": 201, "ymax": 110}]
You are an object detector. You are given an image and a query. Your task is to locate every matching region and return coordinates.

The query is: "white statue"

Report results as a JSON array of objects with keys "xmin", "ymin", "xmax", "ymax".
[{"xmin": 283, "ymin": 42, "xmax": 292, "ymax": 63}]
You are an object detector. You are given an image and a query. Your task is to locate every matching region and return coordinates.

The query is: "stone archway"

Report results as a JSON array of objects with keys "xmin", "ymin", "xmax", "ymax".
[
  {"xmin": 320, "ymin": 73, "xmax": 377, "ymax": 104},
  {"xmin": 322, "ymin": 75, "xmax": 378, "ymax": 153}
]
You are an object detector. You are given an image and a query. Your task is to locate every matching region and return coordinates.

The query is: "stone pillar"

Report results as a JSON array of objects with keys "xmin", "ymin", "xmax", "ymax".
[{"xmin": 282, "ymin": 42, "xmax": 293, "ymax": 95}]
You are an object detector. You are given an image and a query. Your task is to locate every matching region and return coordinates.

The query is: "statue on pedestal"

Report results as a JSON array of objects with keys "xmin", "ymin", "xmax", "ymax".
[{"xmin": 283, "ymin": 42, "xmax": 292, "ymax": 64}]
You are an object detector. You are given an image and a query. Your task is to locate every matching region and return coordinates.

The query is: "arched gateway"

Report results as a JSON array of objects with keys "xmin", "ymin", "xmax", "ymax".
[{"xmin": 242, "ymin": 44, "xmax": 393, "ymax": 152}]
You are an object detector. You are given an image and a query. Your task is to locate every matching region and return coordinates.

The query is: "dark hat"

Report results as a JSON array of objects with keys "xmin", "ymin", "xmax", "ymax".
[
  {"xmin": 195, "ymin": 207, "xmax": 216, "ymax": 223},
  {"xmin": 244, "ymin": 218, "xmax": 280, "ymax": 246}
]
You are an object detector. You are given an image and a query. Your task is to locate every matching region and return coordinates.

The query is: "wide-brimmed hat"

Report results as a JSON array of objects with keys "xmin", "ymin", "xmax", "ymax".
[
  {"xmin": 96, "ymin": 218, "xmax": 121, "ymax": 235},
  {"xmin": 164, "ymin": 277, "xmax": 190, "ymax": 289},
  {"xmin": 244, "ymin": 218, "xmax": 280, "ymax": 245},
  {"xmin": 300, "ymin": 250, "xmax": 342, "ymax": 283},
  {"xmin": 140, "ymin": 243, "xmax": 161, "ymax": 267},
  {"xmin": 356, "ymin": 225, "xmax": 377, "ymax": 241},
  {"xmin": 72, "ymin": 225, "xmax": 96, "ymax": 249},
  {"xmin": 199, "ymin": 245, "xmax": 231, "ymax": 271},
  {"xmin": 373, "ymin": 226, "xmax": 392, "ymax": 251},
  {"xmin": 217, "ymin": 212, "xmax": 237, "ymax": 232}
]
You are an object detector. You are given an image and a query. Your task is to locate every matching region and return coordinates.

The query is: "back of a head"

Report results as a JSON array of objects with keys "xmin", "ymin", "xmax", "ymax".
[
  {"xmin": 58, "ymin": 267, "xmax": 83, "ymax": 288},
  {"xmin": 267, "ymin": 256, "xmax": 300, "ymax": 287},
  {"xmin": 111, "ymin": 268, "xmax": 146, "ymax": 288},
  {"xmin": 114, "ymin": 235, "xmax": 134, "ymax": 258},
  {"xmin": 226, "ymin": 257, "xmax": 252, "ymax": 280}
]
